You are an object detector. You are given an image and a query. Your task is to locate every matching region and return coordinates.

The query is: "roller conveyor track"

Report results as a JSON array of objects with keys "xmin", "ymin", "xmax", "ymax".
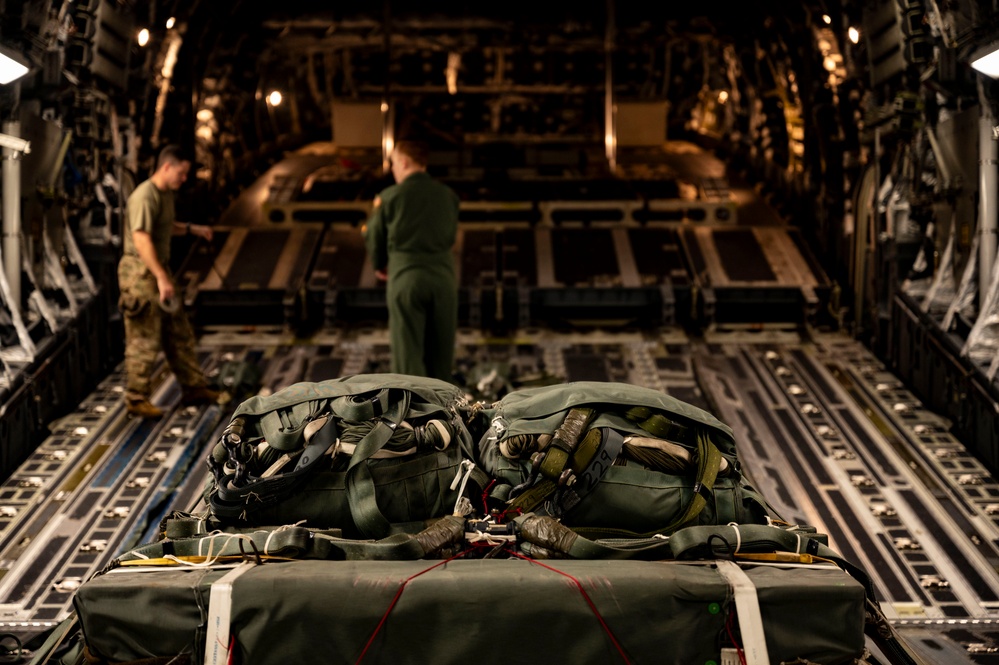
[
  {"xmin": 3, "ymin": 329, "xmax": 999, "ymax": 663},
  {"xmin": 695, "ymin": 336, "xmax": 999, "ymax": 663},
  {"xmin": 0, "ymin": 357, "xmax": 233, "ymax": 631}
]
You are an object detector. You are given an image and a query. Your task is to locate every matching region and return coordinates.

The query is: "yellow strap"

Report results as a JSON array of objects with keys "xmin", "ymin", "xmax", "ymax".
[
  {"xmin": 734, "ymin": 552, "xmax": 819, "ymax": 564},
  {"xmin": 120, "ymin": 555, "xmax": 295, "ymax": 567}
]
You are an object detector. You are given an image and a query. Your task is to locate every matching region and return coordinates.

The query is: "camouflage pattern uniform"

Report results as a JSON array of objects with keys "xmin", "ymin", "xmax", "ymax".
[{"xmin": 118, "ymin": 179, "xmax": 208, "ymax": 401}]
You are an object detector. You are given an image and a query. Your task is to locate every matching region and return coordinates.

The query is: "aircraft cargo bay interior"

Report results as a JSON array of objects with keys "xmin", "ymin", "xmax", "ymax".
[{"xmin": 1, "ymin": 1, "xmax": 999, "ymax": 664}]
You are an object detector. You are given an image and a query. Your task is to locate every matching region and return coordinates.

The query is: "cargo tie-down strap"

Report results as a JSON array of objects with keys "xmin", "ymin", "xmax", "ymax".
[
  {"xmin": 118, "ymin": 516, "xmax": 468, "ymax": 566},
  {"xmin": 669, "ymin": 523, "xmax": 930, "ymax": 665},
  {"xmin": 714, "ymin": 560, "xmax": 770, "ymax": 665},
  {"xmin": 205, "ymin": 561, "xmax": 253, "ymax": 665}
]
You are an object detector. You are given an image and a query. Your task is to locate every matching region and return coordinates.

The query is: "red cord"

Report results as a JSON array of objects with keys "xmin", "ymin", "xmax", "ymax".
[
  {"xmin": 481, "ymin": 478, "xmax": 496, "ymax": 515},
  {"xmin": 355, "ymin": 550, "xmax": 471, "ymax": 664},
  {"xmin": 356, "ymin": 547, "xmax": 632, "ymax": 664},
  {"xmin": 509, "ymin": 551, "xmax": 632, "ymax": 665},
  {"xmin": 497, "ymin": 506, "xmax": 523, "ymax": 522},
  {"xmin": 725, "ymin": 609, "xmax": 747, "ymax": 665}
]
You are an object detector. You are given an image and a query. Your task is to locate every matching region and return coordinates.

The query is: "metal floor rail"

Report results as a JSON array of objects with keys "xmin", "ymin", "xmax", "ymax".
[{"xmin": 0, "ymin": 327, "xmax": 996, "ymax": 663}]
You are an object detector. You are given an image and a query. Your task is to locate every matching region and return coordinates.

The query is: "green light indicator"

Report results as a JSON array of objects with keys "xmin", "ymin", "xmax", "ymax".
[{"xmin": 708, "ymin": 602, "xmax": 721, "ymax": 614}]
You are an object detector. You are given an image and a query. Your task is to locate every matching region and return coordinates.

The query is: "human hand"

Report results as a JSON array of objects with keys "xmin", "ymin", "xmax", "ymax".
[
  {"xmin": 157, "ymin": 275, "xmax": 175, "ymax": 303},
  {"xmin": 190, "ymin": 224, "xmax": 214, "ymax": 242}
]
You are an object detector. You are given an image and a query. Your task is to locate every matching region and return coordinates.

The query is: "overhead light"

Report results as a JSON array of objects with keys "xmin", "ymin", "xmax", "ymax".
[
  {"xmin": 848, "ymin": 27, "xmax": 860, "ymax": 44},
  {"xmin": 166, "ymin": 17, "xmax": 176, "ymax": 29},
  {"xmin": 971, "ymin": 42, "xmax": 999, "ymax": 79},
  {"xmin": 267, "ymin": 90, "xmax": 282, "ymax": 106},
  {"xmin": 0, "ymin": 45, "xmax": 30, "ymax": 85},
  {"xmin": 137, "ymin": 28, "xmax": 150, "ymax": 47},
  {"xmin": 446, "ymin": 52, "xmax": 460, "ymax": 95},
  {"xmin": 822, "ymin": 14, "xmax": 832, "ymax": 25}
]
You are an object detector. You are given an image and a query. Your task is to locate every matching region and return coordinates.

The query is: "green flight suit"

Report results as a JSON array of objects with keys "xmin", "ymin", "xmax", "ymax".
[
  {"xmin": 118, "ymin": 179, "xmax": 207, "ymax": 400},
  {"xmin": 365, "ymin": 171, "xmax": 459, "ymax": 382}
]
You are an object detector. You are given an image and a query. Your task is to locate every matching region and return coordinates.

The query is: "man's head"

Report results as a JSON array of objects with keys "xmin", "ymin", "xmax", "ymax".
[
  {"xmin": 153, "ymin": 144, "xmax": 192, "ymax": 190},
  {"xmin": 390, "ymin": 140, "xmax": 429, "ymax": 183}
]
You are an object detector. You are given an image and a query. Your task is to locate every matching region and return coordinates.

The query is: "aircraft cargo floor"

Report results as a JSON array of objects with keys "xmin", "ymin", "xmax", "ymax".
[{"xmin": 1, "ymin": 326, "xmax": 997, "ymax": 664}]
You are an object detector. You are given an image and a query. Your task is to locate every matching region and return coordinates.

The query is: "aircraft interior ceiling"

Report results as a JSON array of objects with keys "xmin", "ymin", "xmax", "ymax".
[{"xmin": 1, "ymin": 0, "xmax": 999, "ymax": 662}]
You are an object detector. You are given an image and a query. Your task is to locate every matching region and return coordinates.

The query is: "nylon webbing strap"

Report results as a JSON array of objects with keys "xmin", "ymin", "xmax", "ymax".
[
  {"xmin": 674, "ymin": 430, "xmax": 723, "ymax": 530},
  {"xmin": 669, "ymin": 523, "xmax": 876, "ymax": 600},
  {"xmin": 572, "ymin": 428, "xmax": 625, "ymax": 495},
  {"xmin": 571, "ymin": 430, "xmax": 723, "ymax": 539},
  {"xmin": 346, "ymin": 390, "xmax": 411, "ymax": 538},
  {"xmin": 552, "ymin": 428, "xmax": 625, "ymax": 514},
  {"xmin": 205, "ymin": 562, "xmax": 254, "ymax": 665},
  {"xmin": 507, "ymin": 426, "xmax": 618, "ymax": 517},
  {"xmin": 537, "ymin": 407, "xmax": 594, "ymax": 479},
  {"xmin": 129, "ymin": 518, "xmax": 466, "ymax": 564},
  {"xmin": 211, "ymin": 414, "xmax": 339, "ymax": 519},
  {"xmin": 332, "ymin": 389, "xmax": 392, "ymax": 421},
  {"xmin": 507, "ymin": 479, "xmax": 556, "ymax": 515},
  {"xmin": 715, "ymin": 560, "xmax": 771, "ymax": 665},
  {"xmin": 123, "ymin": 526, "xmax": 332, "ymax": 562},
  {"xmin": 507, "ymin": 408, "xmax": 593, "ymax": 514},
  {"xmin": 625, "ymin": 407, "xmax": 695, "ymax": 446},
  {"xmin": 515, "ymin": 514, "xmax": 674, "ymax": 560},
  {"xmin": 261, "ymin": 400, "xmax": 327, "ymax": 451}
]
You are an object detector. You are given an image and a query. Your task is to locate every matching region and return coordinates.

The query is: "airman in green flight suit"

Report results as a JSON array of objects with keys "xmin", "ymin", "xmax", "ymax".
[{"xmin": 364, "ymin": 140, "xmax": 459, "ymax": 382}]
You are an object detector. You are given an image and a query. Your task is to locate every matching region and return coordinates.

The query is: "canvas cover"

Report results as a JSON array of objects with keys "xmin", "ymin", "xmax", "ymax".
[
  {"xmin": 477, "ymin": 381, "xmax": 779, "ymax": 536},
  {"xmin": 74, "ymin": 558, "xmax": 867, "ymax": 665}
]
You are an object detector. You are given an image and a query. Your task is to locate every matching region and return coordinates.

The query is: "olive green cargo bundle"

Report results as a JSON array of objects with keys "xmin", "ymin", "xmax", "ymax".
[
  {"xmin": 205, "ymin": 374, "xmax": 482, "ymax": 538},
  {"xmin": 476, "ymin": 381, "xmax": 780, "ymax": 538},
  {"xmin": 56, "ymin": 379, "xmax": 929, "ymax": 665},
  {"xmin": 71, "ymin": 522, "xmax": 871, "ymax": 665}
]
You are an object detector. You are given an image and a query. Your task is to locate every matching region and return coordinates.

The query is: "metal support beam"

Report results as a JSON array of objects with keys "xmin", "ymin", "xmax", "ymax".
[
  {"xmin": 2, "ymin": 120, "xmax": 25, "ymax": 309},
  {"xmin": 978, "ymin": 81, "xmax": 997, "ymax": 301}
]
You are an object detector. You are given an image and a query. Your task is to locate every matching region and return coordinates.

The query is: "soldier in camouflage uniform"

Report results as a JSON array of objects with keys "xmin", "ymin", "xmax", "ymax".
[{"xmin": 118, "ymin": 144, "xmax": 219, "ymax": 418}]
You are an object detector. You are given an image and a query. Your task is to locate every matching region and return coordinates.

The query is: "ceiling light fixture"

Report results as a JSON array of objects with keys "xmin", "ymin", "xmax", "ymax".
[
  {"xmin": 848, "ymin": 27, "xmax": 860, "ymax": 44},
  {"xmin": 0, "ymin": 45, "xmax": 30, "ymax": 85},
  {"xmin": 971, "ymin": 42, "xmax": 999, "ymax": 79}
]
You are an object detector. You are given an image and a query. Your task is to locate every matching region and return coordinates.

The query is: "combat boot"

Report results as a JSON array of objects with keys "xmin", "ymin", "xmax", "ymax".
[
  {"xmin": 181, "ymin": 385, "xmax": 221, "ymax": 406},
  {"xmin": 126, "ymin": 397, "xmax": 163, "ymax": 419}
]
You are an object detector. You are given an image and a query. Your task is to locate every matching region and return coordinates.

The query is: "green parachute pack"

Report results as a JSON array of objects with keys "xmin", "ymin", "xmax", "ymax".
[
  {"xmin": 475, "ymin": 381, "xmax": 780, "ymax": 538},
  {"xmin": 205, "ymin": 373, "xmax": 486, "ymax": 538}
]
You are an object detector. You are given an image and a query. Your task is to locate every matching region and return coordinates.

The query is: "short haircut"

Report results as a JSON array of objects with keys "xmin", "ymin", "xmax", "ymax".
[
  {"xmin": 393, "ymin": 140, "xmax": 429, "ymax": 168},
  {"xmin": 157, "ymin": 144, "xmax": 193, "ymax": 169}
]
